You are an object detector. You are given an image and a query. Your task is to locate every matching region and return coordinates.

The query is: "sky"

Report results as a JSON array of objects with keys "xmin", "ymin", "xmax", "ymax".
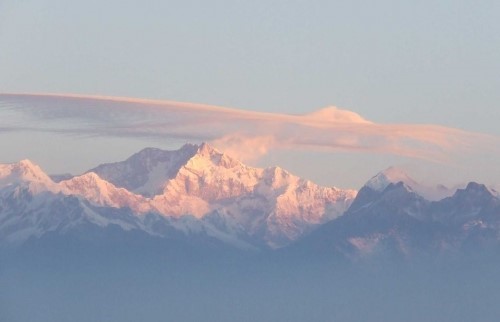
[{"xmin": 0, "ymin": 1, "xmax": 499, "ymax": 189}]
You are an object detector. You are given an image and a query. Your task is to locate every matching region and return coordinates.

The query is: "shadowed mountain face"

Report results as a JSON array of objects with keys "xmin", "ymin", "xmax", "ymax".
[
  {"xmin": 89, "ymin": 144, "xmax": 200, "ymax": 196},
  {"xmin": 286, "ymin": 175, "xmax": 500, "ymax": 263}
]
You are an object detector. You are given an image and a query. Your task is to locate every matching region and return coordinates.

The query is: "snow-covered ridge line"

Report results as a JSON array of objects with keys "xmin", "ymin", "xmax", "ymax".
[
  {"xmin": 0, "ymin": 142, "xmax": 357, "ymax": 248},
  {"xmin": 0, "ymin": 159, "xmax": 148, "ymax": 211}
]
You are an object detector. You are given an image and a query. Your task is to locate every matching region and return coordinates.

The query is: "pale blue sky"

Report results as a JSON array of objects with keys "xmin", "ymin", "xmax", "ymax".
[{"xmin": 0, "ymin": 1, "xmax": 499, "ymax": 188}]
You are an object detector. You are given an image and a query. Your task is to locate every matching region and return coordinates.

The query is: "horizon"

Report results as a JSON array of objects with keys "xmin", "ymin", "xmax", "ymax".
[
  {"xmin": 0, "ymin": 136, "xmax": 494, "ymax": 194},
  {"xmin": 0, "ymin": 140, "xmax": 429, "ymax": 190}
]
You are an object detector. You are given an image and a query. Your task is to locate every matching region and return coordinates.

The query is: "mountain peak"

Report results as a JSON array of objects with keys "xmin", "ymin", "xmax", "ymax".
[
  {"xmin": 188, "ymin": 142, "xmax": 241, "ymax": 169},
  {"xmin": 12, "ymin": 159, "xmax": 46, "ymax": 175},
  {"xmin": 74, "ymin": 171, "xmax": 102, "ymax": 182},
  {"xmin": 364, "ymin": 167, "xmax": 456, "ymax": 201},
  {"xmin": 365, "ymin": 167, "xmax": 417, "ymax": 192},
  {"xmin": 17, "ymin": 159, "xmax": 36, "ymax": 167},
  {"xmin": 0, "ymin": 159, "xmax": 56, "ymax": 194},
  {"xmin": 2, "ymin": 159, "xmax": 51, "ymax": 182},
  {"xmin": 196, "ymin": 142, "xmax": 220, "ymax": 156},
  {"xmin": 465, "ymin": 181, "xmax": 487, "ymax": 190},
  {"xmin": 305, "ymin": 106, "xmax": 372, "ymax": 124},
  {"xmin": 462, "ymin": 182, "xmax": 495, "ymax": 197}
]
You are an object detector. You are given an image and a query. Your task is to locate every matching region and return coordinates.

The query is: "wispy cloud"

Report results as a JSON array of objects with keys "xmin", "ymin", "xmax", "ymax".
[{"xmin": 0, "ymin": 93, "xmax": 497, "ymax": 163}]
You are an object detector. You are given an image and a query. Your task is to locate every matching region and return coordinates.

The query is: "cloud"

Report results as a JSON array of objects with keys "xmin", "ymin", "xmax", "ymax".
[
  {"xmin": 0, "ymin": 93, "xmax": 497, "ymax": 163},
  {"xmin": 211, "ymin": 135, "xmax": 278, "ymax": 163}
]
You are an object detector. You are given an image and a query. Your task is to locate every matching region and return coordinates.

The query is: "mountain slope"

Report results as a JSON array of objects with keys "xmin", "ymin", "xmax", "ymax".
[
  {"xmin": 89, "ymin": 144, "xmax": 199, "ymax": 196},
  {"xmin": 0, "ymin": 159, "xmax": 58, "ymax": 194},
  {"xmin": 287, "ymin": 173, "xmax": 500, "ymax": 261},
  {"xmin": 365, "ymin": 167, "xmax": 454, "ymax": 201},
  {"xmin": 148, "ymin": 143, "xmax": 356, "ymax": 247}
]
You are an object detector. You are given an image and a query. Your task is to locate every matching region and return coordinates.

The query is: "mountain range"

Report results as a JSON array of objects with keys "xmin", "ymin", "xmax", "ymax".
[
  {"xmin": 1, "ymin": 142, "xmax": 499, "ymax": 261},
  {"xmin": 0, "ymin": 143, "xmax": 355, "ymax": 250}
]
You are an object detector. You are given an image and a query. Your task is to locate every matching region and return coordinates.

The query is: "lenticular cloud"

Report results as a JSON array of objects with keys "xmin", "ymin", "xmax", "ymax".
[{"xmin": 0, "ymin": 93, "xmax": 496, "ymax": 163}]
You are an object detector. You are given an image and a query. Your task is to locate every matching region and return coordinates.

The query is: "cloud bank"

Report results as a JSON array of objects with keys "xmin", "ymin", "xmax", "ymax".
[{"xmin": 0, "ymin": 93, "xmax": 497, "ymax": 163}]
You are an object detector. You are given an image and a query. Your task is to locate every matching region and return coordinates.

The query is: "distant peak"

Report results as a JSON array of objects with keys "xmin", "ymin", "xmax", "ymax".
[
  {"xmin": 381, "ymin": 166, "xmax": 411, "ymax": 178},
  {"xmin": 385, "ymin": 181, "xmax": 415, "ymax": 193},
  {"xmin": 305, "ymin": 106, "xmax": 371, "ymax": 124},
  {"xmin": 135, "ymin": 147, "xmax": 164, "ymax": 154},
  {"xmin": 463, "ymin": 182, "xmax": 495, "ymax": 196},
  {"xmin": 466, "ymin": 182, "xmax": 484, "ymax": 190},
  {"xmin": 365, "ymin": 167, "xmax": 417, "ymax": 191}
]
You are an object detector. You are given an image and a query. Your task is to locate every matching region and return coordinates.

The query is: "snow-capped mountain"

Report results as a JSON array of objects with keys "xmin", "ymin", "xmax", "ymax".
[
  {"xmin": 365, "ymin": 167, "xmax": 455, "ymax": 201},
  {"xmin": 0, "ymin": 143, "xmax": 356, "ymax": 249},
  {"xmin": 289, "ymin": 170, "xmax": 500, "ymax": 261},
  {"xmin": 89, "ymin": 144, "xmax": 200, "ymax": 197},
  {"xmin": 0, "ymin": 159, "xmax": 58, "ymax": 194},
  {"xmin": 3, "ymin": 146, "xmax": 499, "ymax": 259},
  {"xmin": 86, "ymin": 143, "xmax": 357, "ymax": 248}
]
